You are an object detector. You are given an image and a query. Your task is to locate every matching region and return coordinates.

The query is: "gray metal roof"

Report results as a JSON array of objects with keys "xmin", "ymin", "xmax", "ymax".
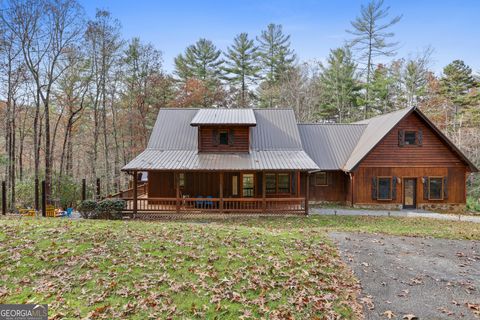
[
  {"xmin": 123, "ymin": 108, "xmax": 319, "ymax": 171},
  {"xmin": 343, "ymin": 107, "xmax": 414, "ymax": 171},
  {"xmin": 251, "ymin": 109, "xmax": 305, "ymax": 150},
  {"xmin": 298, "ymin": 124, "xmax": 366, "ymax": 170},
  {"xmin": 190, "ymin": 108, "xmax": 256, "ymax": 126},
  {"xmin": 122, "ymin": 149, "xmax": 318, "ymax": 171}
]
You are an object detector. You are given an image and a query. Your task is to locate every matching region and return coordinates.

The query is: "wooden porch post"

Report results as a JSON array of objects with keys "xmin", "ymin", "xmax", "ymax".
[
  {"xmin": 175, "ymin": 172, "xmax": 180, "ymax": 213},
  {"xmin": 262, "ymin": 171, "xmax": 266, "ymax": 213},
  {"xmin": 305, "ymin": 173, "xmax": 310, "ymax": 215},
  {"xmin": 133, "ymin": 171, "xmax": 138, "ymax": 217},
  {"xmin": 219, "ymin": 172, "xmax": 224, "ymax": 213},
  {"xmin": 296, "ymin": 171, "xmax": 300, "ymax": 196}
]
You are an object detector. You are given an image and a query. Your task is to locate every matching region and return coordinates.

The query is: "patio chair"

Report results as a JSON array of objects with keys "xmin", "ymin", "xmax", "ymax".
[
  {"xmin": 195, "ymin": 196, "xmax": 204, "ymax": 208},
  {"xmin": 205, "ymin": 196, "xmax": 214, "ymax": 209}
]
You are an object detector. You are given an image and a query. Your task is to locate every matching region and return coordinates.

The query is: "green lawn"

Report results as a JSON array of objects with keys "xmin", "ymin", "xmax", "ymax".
[{"xmin": 0, "ymin": 215, "xmax": 477, "ymax": 319}]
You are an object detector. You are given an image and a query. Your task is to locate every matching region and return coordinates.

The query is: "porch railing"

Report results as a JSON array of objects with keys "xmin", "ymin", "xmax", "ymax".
[
  {"xmin": 121, "ymin": 197, "xmax": 306, "ymax": 214},
  {"xmin": 107, "ymin": 183, "xmax": 147, "ymax": 199}
]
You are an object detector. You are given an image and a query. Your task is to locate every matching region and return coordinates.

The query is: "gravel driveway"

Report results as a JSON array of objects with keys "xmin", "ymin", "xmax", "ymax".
[{"xmin": 330, "ymin": 232, "xmax": 480, "ymax": 319}]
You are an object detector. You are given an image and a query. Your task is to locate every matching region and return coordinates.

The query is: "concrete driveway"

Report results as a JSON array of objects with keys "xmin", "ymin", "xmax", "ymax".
[{"xmin": 330, "ymin": 232, "xmax": 480, "ymax": 319}]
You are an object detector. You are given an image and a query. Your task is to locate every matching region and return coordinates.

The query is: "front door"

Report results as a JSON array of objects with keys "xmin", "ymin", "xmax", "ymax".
[{"xmin": 403, "ymin": 178, "xmax": 417, "ymax": 209}]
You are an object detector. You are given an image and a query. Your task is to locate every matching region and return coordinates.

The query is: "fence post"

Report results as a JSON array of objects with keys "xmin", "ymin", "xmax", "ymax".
[
  {"xmin": 82, "ymin": 178, "xmax": 86, "ymax": 201},
  {"xmin": 34, "ymin": 178, "xmax": 39, "ymax": 212},
  {"xmin": 41, "ymin": 180, "xmax": 46, "ymax": 217},
  {"xmin": 2, "ymin": 181, "xmax": 6, "ymax": 215},
  {"xmin": 96, "ymin": 178, "xmax": 101, "ymax": 200}
]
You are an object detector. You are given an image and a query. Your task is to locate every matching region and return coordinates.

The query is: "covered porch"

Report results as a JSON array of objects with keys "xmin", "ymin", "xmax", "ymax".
[{"xmin": 121, "ymin": 170, "xmax": 310, "ymax": 215}]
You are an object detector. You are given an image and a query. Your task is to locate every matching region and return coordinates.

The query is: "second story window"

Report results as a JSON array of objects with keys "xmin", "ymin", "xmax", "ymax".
[
  {"xmin": 219, "ymin": 130, "xmax": 229, "ymax": 145},
  {"xmin": 399, "ymin": 129, "xmax": 423, "ymax": 146},
  {"xmin": 404, "ymin": 131, "xmax": 416, "ymax": 145}
]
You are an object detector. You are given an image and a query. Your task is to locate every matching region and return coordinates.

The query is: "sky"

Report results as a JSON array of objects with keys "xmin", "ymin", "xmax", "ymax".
[{"xmin": 80, "ymin": 0, "xmax": 480, "ymax": 74}]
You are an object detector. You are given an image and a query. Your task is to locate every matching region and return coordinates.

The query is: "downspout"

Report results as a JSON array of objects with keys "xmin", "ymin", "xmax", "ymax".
[{"xmin": 349, "ymin": 172, "xmax": 354, "ymax": 207}]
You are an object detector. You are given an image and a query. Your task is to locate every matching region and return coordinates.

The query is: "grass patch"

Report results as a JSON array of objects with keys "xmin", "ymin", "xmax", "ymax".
[
  {"xmin": 0, "ymin": 217, "xmax": 360, "ymax": 319},
  {"xmin": 216, "ymin": 215, "xmax": 480, "ymax": 240}
]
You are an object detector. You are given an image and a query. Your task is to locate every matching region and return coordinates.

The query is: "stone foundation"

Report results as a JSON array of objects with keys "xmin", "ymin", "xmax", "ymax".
[
  {"xmin": 417, "ymin": 203, "xmax": 466, "ymax": 214},
  {"xmin": 353, "ymin": 203, "xmax": 402, "ymax": 211}
]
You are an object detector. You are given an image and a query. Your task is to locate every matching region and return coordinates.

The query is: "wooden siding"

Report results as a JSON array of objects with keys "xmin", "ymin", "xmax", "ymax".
[
  {"xmin": 307, "ymin": 171, "xmax": 349, "ymax": 203},
  {"xmin": 360, "ymin": 112, "xmax": 467, "ymax": 168},
  {"xmin": 148, "ymin": 172, "xmax": 175, "ymax": 197},
  {"xmin": 353, "ymin": 167, "xmax": 466, "ymax": 205},
  {"xmin": 352, "ymin": 111, "xmax": 470, "ymax": 205},
  {"xmin": 198, "ymin": 126, "xmax": 250, "ymax": 152}
]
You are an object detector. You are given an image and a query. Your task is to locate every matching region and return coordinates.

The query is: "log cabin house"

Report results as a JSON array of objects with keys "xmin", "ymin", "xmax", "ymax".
[{"xmin": 120, "ymin": 106, "xmax": 477, "ymax": 216}]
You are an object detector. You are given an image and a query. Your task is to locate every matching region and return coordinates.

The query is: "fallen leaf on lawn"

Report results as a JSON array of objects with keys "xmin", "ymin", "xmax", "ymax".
[{"xmin": 383, "ymin": 310, "xmax": 395, "ymax": 319}]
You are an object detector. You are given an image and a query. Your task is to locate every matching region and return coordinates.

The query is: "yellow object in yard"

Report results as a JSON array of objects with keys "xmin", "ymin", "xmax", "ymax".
[
  {"xmin": 46, "ymin": 205, "xmax": 62, "ymax": 217},
  {"xmin": 19, "ymin": 208, "xmax": 36, "ymax": 216}
]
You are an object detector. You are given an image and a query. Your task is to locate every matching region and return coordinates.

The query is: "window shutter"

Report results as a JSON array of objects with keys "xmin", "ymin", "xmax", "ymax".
[
  {"xmin": 212, "ymin": 129, "xmax": 219, "ymax": 145},
  {"xmin": 417, "ymin": 130, "xmax": 423, "ymax": 145},
  {"xmin": 392, "ymin": 177, "xmax": 397, "ymax": 200},
  {"xmin": 228, "ymin": 129, "xmax": 234, "ymax": 145},
  {"xmin": 443, "ymin": 176, "xmax": 448, "ymax": 199},
  {"xmin": 398, "ymin": 130, "xmax": 405, "ymax": 147},
  {"xmin": 372, "ymin": 177, "xmax": 377, "ymax": 200},
  {"xmin": 423, "ymin": 176, "xmax": 429, "ymax": 200}
]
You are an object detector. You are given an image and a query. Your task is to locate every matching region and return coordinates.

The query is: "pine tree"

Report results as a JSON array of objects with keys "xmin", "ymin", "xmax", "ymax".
[
  {"xmin": 223, "ymin": 33, "xmax": 261, "ymax": 108},
  {"xmin": 440, "ymin": 60, "xmax": 479, "ymax": 131},
  {"xmin": 174, "ymin": 38, "xmax": 224, "ymax": 107},
  {"xmin": 317, "ymin": 47, "xmax": 360, "ymax": 122},
  {"xmin": 257, "ymin": 24, "xmax": 296, "ymax": 84},
  {"xmin": 256, "ymin": 23, "xmax": 296, "ymax": 108},
  {"xmin": 347, "ymin": 0, "xmax": 402, "ymax": 118}
]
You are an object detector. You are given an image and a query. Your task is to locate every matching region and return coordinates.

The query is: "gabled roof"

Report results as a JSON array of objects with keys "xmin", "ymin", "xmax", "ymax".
[
  {"xmin": 122, "ymin": 108, "xmax": 319, "ymax": 171},
  {"xmin": 343, "ymin": 107, "xmax": 414, "ymax": 171},
  {"xmin": 298, "ymin": 124, "xmax": 366, "ymax": 170},
  {"xmin": 343, "ymin": 106, "xmax": 478, "ymax": 172},
  {"xmin": 190, "ymin": 109, "xmax": 256, "ymax": 126}
]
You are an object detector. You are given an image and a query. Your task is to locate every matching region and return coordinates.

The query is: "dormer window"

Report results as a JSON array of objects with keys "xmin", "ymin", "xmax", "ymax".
[{"xmin": 219, "ymin": 130, "xmax": 229, "ymax": 145}]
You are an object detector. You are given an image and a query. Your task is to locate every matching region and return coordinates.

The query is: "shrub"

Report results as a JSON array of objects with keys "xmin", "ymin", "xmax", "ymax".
[
  {"xmin": 78, "ymin": 200, "xmax": 98, "ymax": 219},
  {"xmin": 95, "ymin": 199, "xmax": 126, "ymax": 220},
  {"xmin": 467, "ymin": 196, "xmax": 480, "ymax": 212}
]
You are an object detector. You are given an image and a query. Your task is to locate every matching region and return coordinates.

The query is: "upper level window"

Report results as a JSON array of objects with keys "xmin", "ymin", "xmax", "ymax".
[
  {"xmin": 219, "ymin": 131, "xmax": 229, "ymax": 145},
  {"xmin": 315, "ymin": 172, "xmax": 328, "ymax": 186},
  {"xmin": 404, "ymin": 131, "xmax": 416, "ymax": 145},
  {"xmin": 399, "ymin": 129, "xmax": 423, "ymax": 146},
  {"xmin": 377, "ymin": 177, "xmax": 392, "ymax": 200}
]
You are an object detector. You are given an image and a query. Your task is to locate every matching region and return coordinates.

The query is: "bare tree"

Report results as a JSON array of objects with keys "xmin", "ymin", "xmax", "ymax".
[
  {"xmin": 347, "ymin": 0, "xmax": 402, "ymax": 118},
  {"xmin": 2, "ymin": 0, "xmax": 85, "ymax": 202}
]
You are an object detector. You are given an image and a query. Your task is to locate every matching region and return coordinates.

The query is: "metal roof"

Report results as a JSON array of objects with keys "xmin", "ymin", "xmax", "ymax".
[
  {"xmin": 251, "ymin": 109, "xmax": 305, "ymax": 150},
  {"xmin": 123, "ymin": 108, "xmax": 319, "ymax": 171},
  {"xmin": 298, "ymin": 124, "xmax": 366, "ymax": 170},
  {"xmin": 343, "ymin": 107, "xmax": 414, "ymax": 171},
  {"xmin": 190, "ymin": 108, "xmax": 256, "ymax": 126},
  {"xmin": 122, "ymin": 149, "xmax": 318, "ymax": 171}
]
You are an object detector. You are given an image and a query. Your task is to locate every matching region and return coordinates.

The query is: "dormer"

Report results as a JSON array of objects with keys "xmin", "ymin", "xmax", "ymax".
[{"xmin": 190, "ymin": 109, "xmax": 256, "ymax": 153}]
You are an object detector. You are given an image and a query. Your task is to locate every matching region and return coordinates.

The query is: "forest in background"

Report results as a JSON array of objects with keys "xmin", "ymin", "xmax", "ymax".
[{"xmin": 0, "ymin": 0, "xmax": 479, "ymax": 210}]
